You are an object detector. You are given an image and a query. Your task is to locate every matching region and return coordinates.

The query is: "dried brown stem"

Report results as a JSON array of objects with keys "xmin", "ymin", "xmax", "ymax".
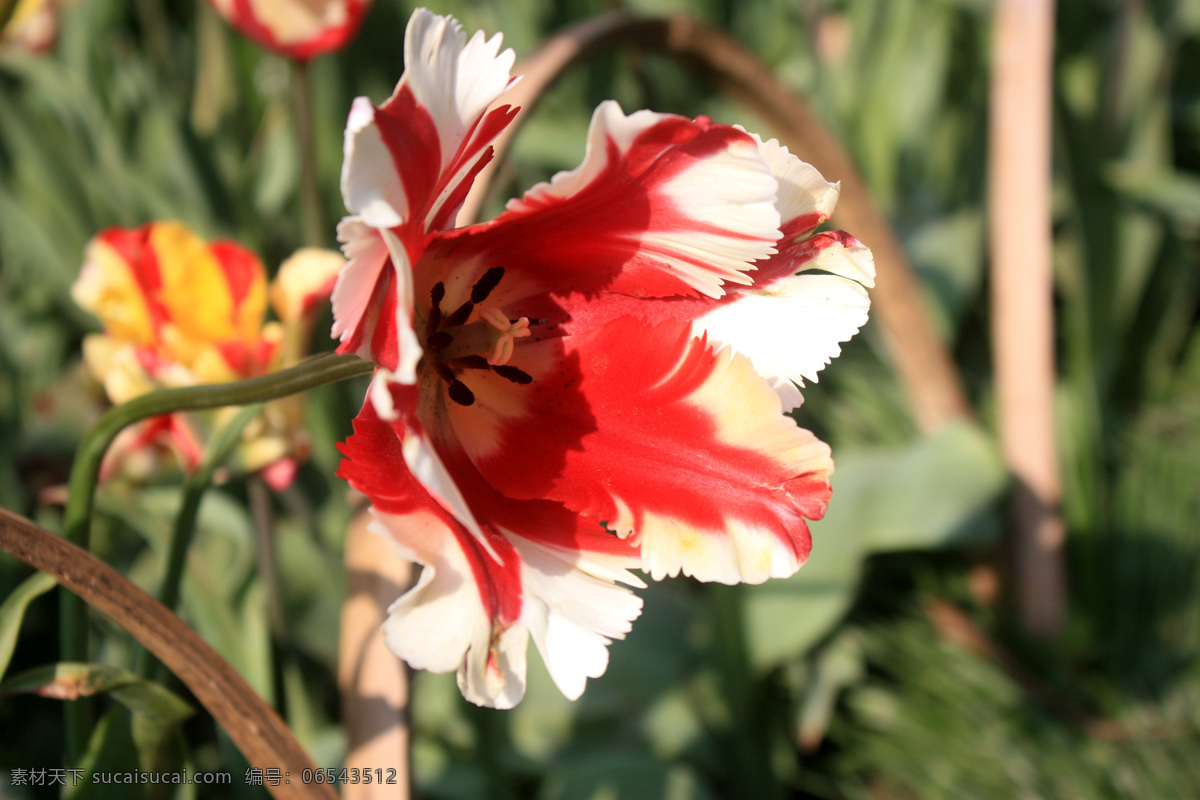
[
  {"xmin": 0, "ymin": 506, "xmax": 336, "ymax": 800},
  {"xmin": 459, "ymin": 13, "xmax": 971, "ymax": 432}
]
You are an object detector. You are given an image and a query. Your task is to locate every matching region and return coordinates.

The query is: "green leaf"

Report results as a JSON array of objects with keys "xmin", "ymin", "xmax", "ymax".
[
  {"xmin": 0, "ymin": 571, "xmax": 57, "ymax": 683},
  {"xmin": 743, "ymin": 422, "xmax": 1006, "ymax": 669},
  {"xmin": 539, "ymin": 751, "xmax": 714, "ymax": 800},
  {"xmin": 1106, "ymin": 164, "xmax": 1200, "ymax": 231},
  {"xmin": 834, "ymin": 420, "xmax": 1006, "ymax": 554},
  {"xmin": 0, "ymin": 662, "xmax": 193, "ymax": 727}
]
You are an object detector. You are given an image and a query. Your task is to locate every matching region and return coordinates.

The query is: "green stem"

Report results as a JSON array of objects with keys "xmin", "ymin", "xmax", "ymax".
[
  {"xmin": 60, "ymin": 352, "xmax": 372, "ymax": 760},
  {"xmin": 248, "ymin": 476, "xmax": 286, "ymax": 641},
  {"xmin": 292, "ymin": 59, "xmax": 326, "ymax": 247},
  {"xmin": 710, "ymin": 583, "xmax": 779, "ymax": 800},
  {"xmin": 133, "ymin": 0, "xmax": 172, "ymax": 78},
  {"xmin": 135, "ymin": 403, "xmax": 264, "ymax": 681}
]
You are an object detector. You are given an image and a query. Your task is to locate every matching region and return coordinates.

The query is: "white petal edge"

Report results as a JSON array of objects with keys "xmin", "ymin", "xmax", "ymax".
[
  {"xmin": 802, "ymin": 233, "xmax": 877, "ymax": 288},
  {"xmin": 331, "ymin": 217, "xmax": 387, "ymax": 350},
  {"xmin": 402, "ymin": 9, "xmax": 515, "ymax": 172},
  {"xmin": 333, "ymin": 221, "xmax": 424, "ymax": 382},
  {"xmin": 372, "ymin": 509, "xmax": 528, "ymax": 709},
  {"xmin": 341, "ymin": 99, "xmax": 407, "ymax": 228},
  {"xmin": 509, "ymin": 535, "xmax": 644, "ymax": 700},
  {"xmin": 637, "ymin": 512, "xmax": 806, "ymax": 585},
  {"xmin": 695, "ymin": 272, "xmax": 871, "ymax": 410},
  {"xmin": 737, "ymin": 128, "xmax": 841, "ymax": 232}
]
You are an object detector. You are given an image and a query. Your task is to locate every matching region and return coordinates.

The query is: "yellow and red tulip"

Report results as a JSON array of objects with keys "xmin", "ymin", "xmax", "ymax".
[
  {"xmin": 72, "ymin": 222, "xmax": 341, "ymax": 488},
  {"xmin": 333, "ymin": 9, "xmax": 874, "ymax": 707}
]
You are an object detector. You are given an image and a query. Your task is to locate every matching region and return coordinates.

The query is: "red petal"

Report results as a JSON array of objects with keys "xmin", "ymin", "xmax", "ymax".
[
  {"xmin": 338, "ymin": 395, "xmax": 523, "ymax": 625},
  {"xmin": 461, "ymin": 316, "xmax": 833, "ymax": 584},
  {"xmin": 434, "ymin": 102, "xmax": 779, "ymax": 302}
]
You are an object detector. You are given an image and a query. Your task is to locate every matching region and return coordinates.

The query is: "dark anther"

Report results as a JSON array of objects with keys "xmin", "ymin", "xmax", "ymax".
[
  {"xmin": 428, "ymin": 282, "xmax": 446, "ymax": 328},
  {"xmin": 448, "ymin": 380, "xmax": 475, "ymax": 406},
  {"xmin": 444, "ymin": 300, "xmax": 474, "ymax": 327},
  {"xmin": 433, "ymin": 360, "xmax": 456, "ymax": 384},
  {"xmin": 470, "ymin": 267, "xmax": 505, "ymax": 303},
  {"xmin": 427, "ymin": 331, "xmax": 453, "ymax": 352},
  {"xmin": 493, "ymin": 365, "xmax": 533, "ymax": 385},
  {"xmin": 457, "ymin": 355, "xmax": 491, "ymax": 370}
]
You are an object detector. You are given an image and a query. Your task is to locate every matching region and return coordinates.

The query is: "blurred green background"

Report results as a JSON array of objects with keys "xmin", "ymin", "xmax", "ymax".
[{"xmin": 1, "ymin": 0, "xmax": 1199, "ymax": 797}]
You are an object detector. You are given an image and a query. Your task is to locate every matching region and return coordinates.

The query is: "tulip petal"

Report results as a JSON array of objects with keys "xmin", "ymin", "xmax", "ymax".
[
  {"xmin": 72, "ymin": 230, "xmax": 159, "ymax": 345},
  {"xmin": 694, "ymin": 232, "xmax": 875, "ymax": 409},
  {"xmin": 340, "ymin": 9, "xmax": 517, "ymax": 240},
  {"xmin": 339, "ymin": 386, "xmax": 644, "ymax": 707},
  {"xmin": 444, "ymin": 101, "xmax": 781, "ymax": 301},
  {"xmin": 208, "ymin": 0, "xmax": 370, "ymax": 61},
  {"xmin": 333, "ymin": 220, "xmax": 423, "ymax": 379},
  {"xmin": 740, "ymin": 130, "xmax": 841, "ymax": 239},
  {"xmin": 465, "ymin": 316, "xmax": 833, "ymax": 585}
]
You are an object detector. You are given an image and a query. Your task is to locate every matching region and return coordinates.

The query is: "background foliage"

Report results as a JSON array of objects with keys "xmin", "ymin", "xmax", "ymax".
[{"xmin": 0, "ymin": 0, "xmax": 1198, "ymax": 797}]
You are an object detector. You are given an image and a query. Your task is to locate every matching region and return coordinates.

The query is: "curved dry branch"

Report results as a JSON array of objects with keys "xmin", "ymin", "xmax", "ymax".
[
  {"xmin": 460, "ymin": 13, "xmax": 971, "ymax": 432},
  {"xmin": 0, "ymin": 506, "xmax": 337, "ymax": 800}
]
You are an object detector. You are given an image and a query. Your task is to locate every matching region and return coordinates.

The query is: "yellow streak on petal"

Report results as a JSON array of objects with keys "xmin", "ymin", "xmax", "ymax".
[
  {"xmin": 688, "ymin": 344, "xmax": 833, "ymax": 479},
  {"xmin": 72, "ymin": 239, "xmax": 155, "ymax": 345},
  {"xmin": 234, "ymin": 265, "xmax": 268, "ymax": 345},
  {"xmin": 151, "ymin": 222, "xmax": 239, "ymax": 345},
  {"xmin": 632, "ymin": 340, "xmax": 830, "ymax": 585}
]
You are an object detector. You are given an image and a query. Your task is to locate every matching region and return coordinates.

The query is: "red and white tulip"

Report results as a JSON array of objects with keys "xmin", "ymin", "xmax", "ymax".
[
  {"xmin": 207, "ymin": 0, "xmax": 371, "ymax": 61},
  {"xmin": 334, "ymin": 8, "xmax": 874, "ymax": 707}
]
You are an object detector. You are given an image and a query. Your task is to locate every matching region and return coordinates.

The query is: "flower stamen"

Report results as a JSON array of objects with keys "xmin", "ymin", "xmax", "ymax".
[
  {"xmin": 493, "ymin": 365, "xmax": 533, "ymax": 384},
  {"xmin": 448, "ymin": 380, "xmax": 475, "ymax": 406},
  {"xmin": 470, "ymin": 267, "xmax": 505, "ymax": 302},
  {"xmin": 478, "ymin": 306, "xmax": 531, "ymax": 366}
]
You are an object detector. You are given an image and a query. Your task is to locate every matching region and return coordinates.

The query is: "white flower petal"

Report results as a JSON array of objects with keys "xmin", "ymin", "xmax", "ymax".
[
  {"xmin": 503, "ymin": 100, "xmax": 781, "ymax": 299},
  {"xmin": 402, "ymin": 9, "xmax": 515, "ymax": 172},
  {"xmin": 341, "ymin": 99, "xmax": 408, "ymax": 228},
  {"xmin": 331, "ymin": 217, "xmax": 388, "ymax": 349},
  {"xmin": 373, "ymin": 508, "xmax": 527, "ymax": 709},
  {"xmin": 510, "ymin": 536, "xmax": 644, "ymax": 700},
  {"xmin": 458, "ymin": 623, "xmax": 528, "ymax": 709},
  {"xmin": 696, "ymin": 273, "xmax": 871, "ymax": 410},
  {"xmin": 739, "ymin": 128, "xmax": 840, "ymax": 233}
]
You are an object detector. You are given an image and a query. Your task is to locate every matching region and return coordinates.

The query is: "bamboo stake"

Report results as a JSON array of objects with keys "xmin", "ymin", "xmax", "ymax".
[
  {"xmin": 988, "ymin": 0, "xmax": 1066, "ymax": 637},
  {"xmin": 339, "ymin": 509, "xmax": 412, "ymax": 800}
]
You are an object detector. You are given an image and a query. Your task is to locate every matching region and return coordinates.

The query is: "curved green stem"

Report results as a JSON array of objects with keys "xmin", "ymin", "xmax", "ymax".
[
  {"xmin": 135, "ymin": 403, "xmax": 264, "ymax": 681},
  {"xmin": 60, "ymin": 352, "xmax": 372, "ymax": 759}
]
